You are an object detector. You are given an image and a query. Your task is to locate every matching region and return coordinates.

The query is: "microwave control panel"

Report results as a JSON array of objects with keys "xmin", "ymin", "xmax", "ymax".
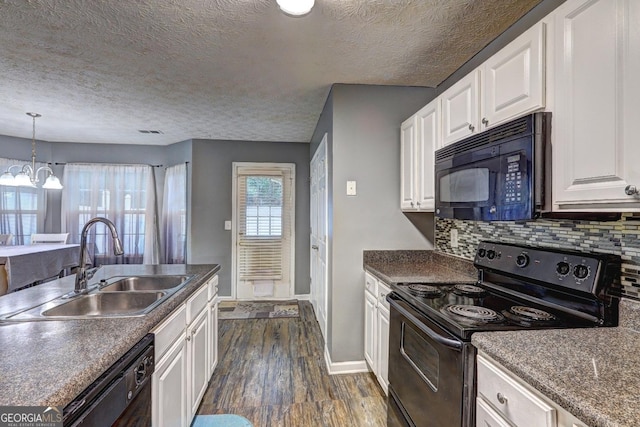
[{"xmin": 504, "ymin": 154, "xmax": 524, "ymax": 204}]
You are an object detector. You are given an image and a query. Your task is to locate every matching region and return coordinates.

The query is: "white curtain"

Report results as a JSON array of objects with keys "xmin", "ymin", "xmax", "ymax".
[
  {"xmin": 161, "ymin": 163, "xmax": 187, "ymax": 264},
  {"xmin": 61, "ymin": 163, "xmax": 159, "ymax": 265},
  {"xmin": 0, "ymin": 157, "xmax": 47, "ymax": 245}
]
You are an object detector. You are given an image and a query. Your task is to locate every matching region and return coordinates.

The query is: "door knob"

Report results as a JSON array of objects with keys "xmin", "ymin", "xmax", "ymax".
[{"xmin": 625, "ymin": 185, "xmax": 639, "ymax": 196}]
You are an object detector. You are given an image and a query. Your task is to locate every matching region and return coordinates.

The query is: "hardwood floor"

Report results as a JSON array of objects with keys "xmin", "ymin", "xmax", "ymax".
[{"xmin": 197, "ymin": 301, "xmax": 388, "ymax": 426}]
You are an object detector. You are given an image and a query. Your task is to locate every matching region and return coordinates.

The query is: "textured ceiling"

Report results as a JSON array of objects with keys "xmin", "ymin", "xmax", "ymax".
[{"xmin": 0, "ymin": 0, "xmax": 541, "ymax": 145}]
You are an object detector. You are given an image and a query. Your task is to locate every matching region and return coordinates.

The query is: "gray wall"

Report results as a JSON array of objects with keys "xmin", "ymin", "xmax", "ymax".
[
  {"xmin": 313, "ymin": 84, "xmax": 437, "ymax": 363},
  {"xmin": 189, "ymin": 139, "xmax": 310, "ymax": 297}
]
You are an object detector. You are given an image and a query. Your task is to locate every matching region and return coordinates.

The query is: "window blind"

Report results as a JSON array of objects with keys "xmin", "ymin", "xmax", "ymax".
[{"xmin": 237, "ymin": 168, "xmax": 293, "ymax": 281}]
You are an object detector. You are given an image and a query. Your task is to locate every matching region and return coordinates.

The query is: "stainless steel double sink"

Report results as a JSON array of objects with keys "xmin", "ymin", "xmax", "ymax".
[{"xmin": 1, "ymin": 275, "xmax": 194, "ymax": 321}]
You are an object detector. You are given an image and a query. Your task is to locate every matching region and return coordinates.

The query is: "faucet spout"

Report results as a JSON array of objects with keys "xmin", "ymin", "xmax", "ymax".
[{"xmin": 74, "ymin": 217, "xmax": 124, "ymax": 294}]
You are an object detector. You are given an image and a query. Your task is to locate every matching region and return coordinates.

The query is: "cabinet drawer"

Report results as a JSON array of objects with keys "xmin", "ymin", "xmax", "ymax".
[
  {"xmin": 207, "ymin": 275, "xmax": 219, "ymax": 302},
  {"xmin": 476, "ymin": 397, "xmax": 511, "ymax": 427},
  {"xmin": 378, "ymin": 282, "xmax": 391, "ymax": 310},
  {"xmin": 153, "ymin": 304, "xmax": 187, "ymax": 360},
  {"xmin": 187, "ymin": 283, "xmax": 209, "ymax": 323},
  {"xmin": 477, "ymin": 355, "xmax": 556, "ymax": 427},
  {"xmin": 365, "ymin": 272, "xmax": 377, "ymax": 294}
]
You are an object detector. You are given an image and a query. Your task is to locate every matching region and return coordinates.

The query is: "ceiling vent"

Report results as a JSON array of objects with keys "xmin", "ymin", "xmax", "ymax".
[{"xmin": 138, "ymin": 130, "xmax": 164, "ymax": 134}]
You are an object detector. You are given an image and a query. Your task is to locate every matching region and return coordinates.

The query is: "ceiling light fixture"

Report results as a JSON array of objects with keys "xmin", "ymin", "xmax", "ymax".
[
  {"xmin": 0, "ymin": 113, "xmax": 63, "ymax": 190},
  {"xmin": 276, "ymin": 0, "xmax": 314, "ymax": 16}
]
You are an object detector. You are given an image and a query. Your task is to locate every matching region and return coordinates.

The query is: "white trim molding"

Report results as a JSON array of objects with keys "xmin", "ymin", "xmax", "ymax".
[{"xmin": 324, "ymin": 346, "xmax": 369, "ymax": 375}]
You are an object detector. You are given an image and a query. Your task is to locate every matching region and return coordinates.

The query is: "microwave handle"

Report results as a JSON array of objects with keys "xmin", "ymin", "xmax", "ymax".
[{"xmin": 387, "ymin": 294, "xmax": 462, "ymax": 351}]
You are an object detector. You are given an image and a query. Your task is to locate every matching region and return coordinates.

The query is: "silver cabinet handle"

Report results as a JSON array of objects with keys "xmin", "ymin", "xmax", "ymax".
[
  {"xmin": 416, "ymin": 201, "xmax": 421, "ymax": 207},
  {"xmin": 468, "ymin": 123, "xmax": 475, "ymax": 131},
  {"xmin": 482, "ymin": 117, "xmax": 489, "ymax": 126},
  {"xmin": 497, "ymin": 393, "xmax": 508, "ymax": 404},
  {"xmin": 186, "ymin": 335, "xmax": 191, "ymax": 342},
  {"xmin": 312, "ymin": 245, "xmax": 319, "ymax": 250},
  {"xmin": 625, "ymin": 185, "xmax": 639, "ymax": 196},
  {"xmin": 410, "ymin": 201, "xmax": 414, "ymax": 207}
]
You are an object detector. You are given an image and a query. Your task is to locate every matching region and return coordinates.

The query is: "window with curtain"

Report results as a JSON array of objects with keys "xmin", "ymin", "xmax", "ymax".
[
  {"xmin": 0, "ymin": 157, "xmax": 47, "ymax": 245},
  {"xmin": 161, "ymin": 163, "xmax": 187, "ymax": 264},
  {"xmin": 61, "ymin": 163, "xmax": 159, "ymax": 265}
]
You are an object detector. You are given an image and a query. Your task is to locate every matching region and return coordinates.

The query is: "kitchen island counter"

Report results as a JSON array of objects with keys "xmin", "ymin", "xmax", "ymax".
[
  {"xmin": 472, "ymin": 298, "xmax": 640, "ymax": 427},
  {"xmin": 0, "ymin": 263, "xmax": 219, "ymax": 407}
]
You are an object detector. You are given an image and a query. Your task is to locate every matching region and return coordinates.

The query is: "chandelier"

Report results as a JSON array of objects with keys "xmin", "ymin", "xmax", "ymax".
[{"xmin": 0, "ymin": 113, "xmax": 63, "ymax": 189}]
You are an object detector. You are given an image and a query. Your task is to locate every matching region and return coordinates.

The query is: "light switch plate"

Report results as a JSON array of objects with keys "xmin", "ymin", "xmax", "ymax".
[
  {"xmin": 224, "ymin": 220, "xmax": 232, "ymax": 230},
  {"xmin": 346, "ymin": 180, "xmax": 357, "ymax": 196}
]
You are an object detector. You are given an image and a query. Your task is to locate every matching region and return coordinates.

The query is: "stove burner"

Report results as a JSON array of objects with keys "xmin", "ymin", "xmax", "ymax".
[
  {"xmin": 443, "ymin": 304, "xmax": 504, "ymax": 323},
  {"xmin": 452, "ymin": 284, "xmax": 487, "ymax": 296},
  {"xmin": 406, "ymin": 284, "xmax": 443, "ymax": 298},
  {"xmin": 509, "ymin": 306, "xmax": 556, "ymax": 322}
]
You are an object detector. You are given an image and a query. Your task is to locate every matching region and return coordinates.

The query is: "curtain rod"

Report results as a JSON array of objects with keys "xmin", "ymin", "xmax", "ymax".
[{"xmin": 54, "ymin": 162, "xmax": 163, "ymax": 167}]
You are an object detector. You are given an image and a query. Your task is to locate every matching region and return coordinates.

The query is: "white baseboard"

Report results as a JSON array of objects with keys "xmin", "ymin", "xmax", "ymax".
[
  {"xmin": 324, "ymin": 346, "xmax": 369, "ymax": 375},
  {"xmin": 294, "ymin": 293, "xmax": 310, "ymax": 301}
]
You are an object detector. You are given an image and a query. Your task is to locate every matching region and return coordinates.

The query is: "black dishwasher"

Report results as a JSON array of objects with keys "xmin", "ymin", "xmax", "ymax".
[{"xmin": 63, "ymin": 334, "xmax": 155, "ymax": 427}]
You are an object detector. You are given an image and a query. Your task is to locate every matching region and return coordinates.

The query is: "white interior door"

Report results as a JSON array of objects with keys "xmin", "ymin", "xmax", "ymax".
[
  {"xmin": 310, "ymin": 135, "xmax": 328, "ymax": 339},
  {"xmin": 232, "ymin": 163, "xmax": 295, "ymax": 300}
]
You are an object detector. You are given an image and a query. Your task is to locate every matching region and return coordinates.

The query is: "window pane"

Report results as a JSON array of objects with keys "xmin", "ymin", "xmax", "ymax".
[{"xmin": 244, "ymin": 176, "xmax": 283, "ymax": 238}]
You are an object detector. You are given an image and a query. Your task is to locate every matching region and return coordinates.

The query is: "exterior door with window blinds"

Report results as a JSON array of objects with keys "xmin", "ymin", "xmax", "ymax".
[{"xmin": 233, "ymin": 163, "xmax": 295, "ymax": 299}]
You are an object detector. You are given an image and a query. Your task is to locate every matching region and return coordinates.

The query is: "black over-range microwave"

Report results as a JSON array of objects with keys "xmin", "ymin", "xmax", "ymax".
[{"xmin": 434, "ymin": 112, "xmax": 551, "ymax": 221}]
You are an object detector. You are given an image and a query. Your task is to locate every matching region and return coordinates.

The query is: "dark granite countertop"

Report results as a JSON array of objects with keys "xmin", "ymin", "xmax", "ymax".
[
  {"xmin": 472, "ymin": 298, "xmax": 640, "ymax": 427},
  {"xmin": 363, "ymin": 250, "xmax": 477, "ymax": 285},
  {"xmin": 0, "ymin": 263, "xmax": 219, "ymax": 407}
]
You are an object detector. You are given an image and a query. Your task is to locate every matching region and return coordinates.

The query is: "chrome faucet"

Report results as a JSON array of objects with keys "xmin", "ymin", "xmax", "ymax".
[{"xmin": 74, "ymin": 217, "xmax": 124, "ymax": 294}]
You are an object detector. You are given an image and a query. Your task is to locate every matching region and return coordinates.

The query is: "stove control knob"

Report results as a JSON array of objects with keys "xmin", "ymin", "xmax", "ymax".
[
  {"xmin": 573, "ymin": 264, "xmax": 590, "ymax": 280},
  {"xmin": 487, "ymin": 250, "xmax": 496, "ymax": 260},
  {"xmin": 515, "ymin": 253, "xmax": 529, "ymax": 268},
  {"xmin": 477, "ymin": 248, "xmax": 487, "ymax": 258},
  {"xmin": 556, "ymin": 262, "xmax": 570, "ymax": 276}
]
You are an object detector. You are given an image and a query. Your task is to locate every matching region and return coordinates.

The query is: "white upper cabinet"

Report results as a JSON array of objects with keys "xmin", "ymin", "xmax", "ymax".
[
  {"xmin": 441, "ymin": 70, "xmax": 480, "ymax": 146},
  {"xmin": 552, "ymin": 0, "xmax": 640, "ymax": 210},
  {"xmin": 400, "ymin": 118, "xmax": 417, "ymax": 210},
  {"xmin": 482, "ymin": 22, "xmax": 546, "ymax": 130},
  {"xmin": 400, "ymin": 99, "xmax": 438, "ymax": 211}
]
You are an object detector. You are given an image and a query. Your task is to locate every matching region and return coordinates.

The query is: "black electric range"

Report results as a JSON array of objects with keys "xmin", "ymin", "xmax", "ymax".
[{"xmin": 386, "ymin": 241, "xmax": 621, "ymax": 427}]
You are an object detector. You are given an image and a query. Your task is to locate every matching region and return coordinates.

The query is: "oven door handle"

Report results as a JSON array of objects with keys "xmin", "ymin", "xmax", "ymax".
[{"xmin": 387, "ymin": 293, "xmax": 463, "ymax": 351}]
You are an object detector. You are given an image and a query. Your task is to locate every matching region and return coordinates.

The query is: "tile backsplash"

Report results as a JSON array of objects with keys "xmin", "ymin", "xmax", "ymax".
[{"xmin": 435, "ymin": 213, "xmax": 640, "ymax": 300}]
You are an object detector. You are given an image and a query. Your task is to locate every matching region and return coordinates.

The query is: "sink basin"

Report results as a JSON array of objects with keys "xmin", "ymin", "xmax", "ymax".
[
  {"xmin": 100, "ymin": 275, "xmax": 192, "ymax": 292},
  {"xmin": 42, "ymin": 292, "xmax": 166, "ymax": 317}
]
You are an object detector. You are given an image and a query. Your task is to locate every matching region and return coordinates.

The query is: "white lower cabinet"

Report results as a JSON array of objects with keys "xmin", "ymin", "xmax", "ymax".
[
  {"xmin": 188, "ymin": 307, "xmax": 209, "ymax": 419},
  {"xmin": 207, "ymin": 275, "xmax": 219, "ymax": 377},
  {"xmin": 154, "ymin": 334, "xmax": 188, "ymax": 427},
  {"xmin": 364, "ymin": 271, "xmax": 391, "ymax": 394},
  {"xmin": 152, "ymin": 274, "xmax": 218, "ymax": 427},
  {"xmin": 476, "ymin": 352, "xmax": 587, "ymax": 427}
]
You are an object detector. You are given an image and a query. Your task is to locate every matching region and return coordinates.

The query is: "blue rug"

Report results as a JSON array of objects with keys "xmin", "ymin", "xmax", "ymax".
[{"xmin": 192, "ymin": 414, "xmax": 253, "ymax": 427}]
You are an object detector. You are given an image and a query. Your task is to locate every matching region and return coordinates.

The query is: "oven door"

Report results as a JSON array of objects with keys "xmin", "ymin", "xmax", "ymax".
[{"xmin": 387, "ymin": 293, "xmax": 473, "ymax": 427}]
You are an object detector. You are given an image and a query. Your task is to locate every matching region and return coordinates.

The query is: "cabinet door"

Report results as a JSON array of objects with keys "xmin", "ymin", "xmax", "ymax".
[
  {"xmin": 188, "ymin": 308, "xmax": 209, "ymax": 422},
  {"xmin": 364, "ymin": 290, "xmax": 377, "ymax": 371},
  {"xmin": 476, "ymin": 397, "xmax": 511, "ymax": 427},
  {"xmin": 208, "ymin": 299, "xmax": 219, "ymax": 377},
  {"xmin": 376, "ymin": 305, "xmax": 390, "ymax": 395},
  {"xmin": 441, "ymin": 69, "xmax": 480, "ymax": 146},
  {"xmin": 153, "ymin": 335, "xmax": 188, "ymax": 427},
  {"xmin": 400, "ymin": 116, "xmax": 417, "ymax": 210},
  {"xmin": 415, "ymin": 100, "xmax": 439, "ymax": 211},
  {"xmin": 482, "ymin": 21, "xmax": 545, "ymax": 129},
  {"xmin": 553, "ymin": 0, "xmax": 640, "ymax": 209}
]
